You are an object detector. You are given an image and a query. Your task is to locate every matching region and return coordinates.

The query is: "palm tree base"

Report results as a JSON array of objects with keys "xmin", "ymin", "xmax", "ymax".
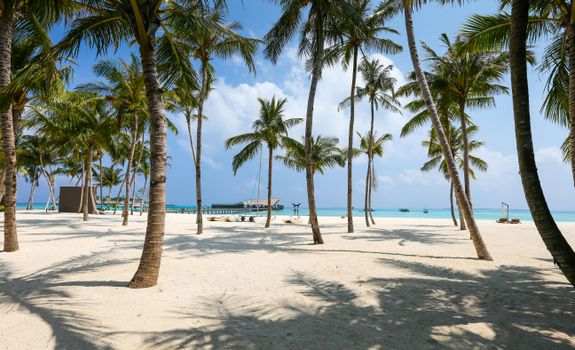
[{"xmin": 128, "ymin": 275, "xmax": 158, "ymax": 289}]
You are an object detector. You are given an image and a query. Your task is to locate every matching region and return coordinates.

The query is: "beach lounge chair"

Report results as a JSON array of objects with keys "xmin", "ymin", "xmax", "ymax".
[
  {"xmin": 283, "ymin": 217, "xmax": 302, "ymax": 224},
  {"xmin": 510, "ymin": 218, "xmax": 521, "ymax": 224},
  {"xmin": 496, "ymin": 218, "xmax": 509, "ymax": 224}
]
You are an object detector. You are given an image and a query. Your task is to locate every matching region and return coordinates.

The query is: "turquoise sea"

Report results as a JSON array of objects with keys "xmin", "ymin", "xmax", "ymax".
[{"xmin": 19, "ymin": 203, "xmax": 575, "ymax": 222}]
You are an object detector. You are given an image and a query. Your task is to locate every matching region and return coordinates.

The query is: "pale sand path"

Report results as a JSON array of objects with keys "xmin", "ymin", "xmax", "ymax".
[{"xmin": 1, "ymin": 211, "xmax": 574, "ymax": 349}]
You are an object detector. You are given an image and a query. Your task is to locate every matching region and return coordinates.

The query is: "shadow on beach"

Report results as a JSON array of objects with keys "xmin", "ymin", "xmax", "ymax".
[
  {"xmin": 142, "ymin": 264, "xmax": 575, "ymax": 349},
  {"xmin": 1, "ymin": 214, "xmax": 574, "ymax": 349}
]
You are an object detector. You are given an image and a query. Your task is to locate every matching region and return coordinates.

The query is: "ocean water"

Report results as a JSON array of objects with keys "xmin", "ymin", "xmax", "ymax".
[
  {"xmin": 239, "ymin": 207, "xmax": 575, "ymax": 222},
  {"xmin": 19, "ymin": 203, "xmax": 575, "ymax": 222}
]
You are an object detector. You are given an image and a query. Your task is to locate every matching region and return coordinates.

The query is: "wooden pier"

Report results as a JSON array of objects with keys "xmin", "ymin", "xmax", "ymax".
[{"xmin": 166, "ymin": 208, "xmax": 248, "ymax": 215}]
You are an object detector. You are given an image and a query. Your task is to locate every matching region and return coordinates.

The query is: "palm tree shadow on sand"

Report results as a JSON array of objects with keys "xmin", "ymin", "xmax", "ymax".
[
  {"xmin": 142, "ymin": 263, "xmax": 575, "ymax": 349},
  {"xmin": 0, "ymin": 251, "xmax": 129, "ymax": 349}
]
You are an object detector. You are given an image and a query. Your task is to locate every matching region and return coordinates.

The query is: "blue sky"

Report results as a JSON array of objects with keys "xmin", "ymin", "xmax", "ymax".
[{"xmin": 23, "ymin": 1, "xmax": 574, "ymax": 211}]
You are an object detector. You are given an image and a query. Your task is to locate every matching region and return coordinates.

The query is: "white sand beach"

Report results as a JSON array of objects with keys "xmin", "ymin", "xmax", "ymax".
[{"xmin": 1, "ymin": 212, "xmax": 574, "ymax": 349}]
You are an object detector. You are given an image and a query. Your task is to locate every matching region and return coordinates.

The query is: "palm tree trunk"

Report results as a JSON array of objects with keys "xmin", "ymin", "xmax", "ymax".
[
  {"xmin": 0, "ymin": 12, "xmax": 18, "ymax": 252},
  {"xmin": 195, "ymin": 60, "xmax": 208, "ymax": 235},
  {"xmin": 39, "ymin": 155, "xmax": 52, "ymax": 211},
  {"xmin": 364, "ymin": 159, "xmax": 371, "ymax": 227},
  {"xmin": 50, "ymin": 172, "xmax": 57, "ymax": 210},
  {"xmin": 140, "ymin": 173, "xmax": 148, "ymax": 216},
  {"xmin": 367, "ymin": 99, "xmax": 376, "ymax": 226},
  {"xmin": 112, "ymin": 166, "xmax": 127, "ymax": 215},
  {"xmin": 0, "ymin": 169, "xmax": 6, "ymax": 204},
  {"xmin": 369, "ymin": 163, "xmax": 376, "ymax": 225},
  {"xmin": 347, "ymin": 46, "xmax": 359, "ymax": 233},
  {"xmin": 450, "ymin": 181, "xmax": 458, "ymax": 227},
  {"xmin": 45, "ymin": 186, "xmax": 52, "ymax": 211},
  {"xmin": 459, "ymin": 102, "xmax": 472, "ymax": 209},
  {"xmin": 403, "ymin": 1, "xmax": 491, "ymax": 260},
  {"xmin": 122, "ymin": 114, "xmax": 138, "ymax": 226},
  {"xmin": 131, "ymin": 132, "xmax": 145, "ymax": 216},
  {"xmin": 509, "ymin": 0, "xmax": 575, "ymax": 286},
  {"xmin": 130, "ymin": 169, "xmax": 137, "ymax": 215},
  {"xmin": 129, "ymin": 46, "xmax": 168, "ymax": 289},
  {"xmin": 566, "ymin": 24, "xmax": 575, "ymax": 189},
  {"xmin": 27, "ymin": 177, "xmax": 37, "ymax": 210},
  {"xmin": 108, "ymin": 186, "xmax": 112, "ymax": 208},
  {"xmin": 305, "ymin": 14, "xmax": 325, "ymax": 245},
  {"xmin": 186, "ymin": 111, "xmax": 197, "ymax": 167},
  {"xmin": 99, "ymin": 154, "xmax": 103, "ymax": 211},
  {"xmin": 265, "ymin": 145, "xmax": 273, "ymax": 228},
  {"xmin": 78, "ymin": 162, "xmax": 85, "ymax": 213},
  {"xmin": 82, "ymin": 146, "xmax": 93, "ymax": 221}
]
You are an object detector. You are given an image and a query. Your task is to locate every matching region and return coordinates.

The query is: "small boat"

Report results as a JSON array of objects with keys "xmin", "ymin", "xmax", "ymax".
[
  {"xmin": 399, "ymin": 208, "xmax": 410, "ymax": 213},
  {"xmin": 423, "ymin": 208, "xmax": 429, "ymax": 214}
]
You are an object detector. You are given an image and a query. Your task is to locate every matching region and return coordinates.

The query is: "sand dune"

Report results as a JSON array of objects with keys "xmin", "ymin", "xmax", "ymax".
[{"xmin": 1, "ymin": 211, "xmax": 574, "ymax": 349}]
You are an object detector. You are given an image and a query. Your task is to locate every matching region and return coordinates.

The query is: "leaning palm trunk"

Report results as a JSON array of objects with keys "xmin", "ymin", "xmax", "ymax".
[
  {"xmin": 265, "ymin": 145, "xmax": 273, "ymax": 228},
  {"xmin": 459, "ymin": 103, "xmax": 472, "ymax": 208},
  {"xmin": 122, "ymin": 115, "xmax": 138, "ymax": 226},
  {"xmin": 403, "ymin": 1, "xmax": 491, "ymax": 260},
  {"xmin": 0, "ymin": 13, "xmax": 18, "ymax": 252},
  {"xmin": 509, "ymin": 0, "xmax": 575, "ymax": 287},
  {"xmin": 27, "ymin": 177, "xmax": 37, "ymax": 210},
  {"xmin": 347, "ymin": 47, "xmax": 359, "ymax": 233},
  {"xmin": 39, "ymin": 156, "xmax": 55, "ymax": 211},
  {"xmin": 112, "ymin": 171, "xmax": 127, "ymax": 215},
  {"xmin": 82, "ymin": 146, "xmax": 93, "ymax": 221},
  {"xmin": 129, "ymin": 47, "xmax": 167, "ymax": 289},
  {"xmin": 449, "ymin": 182, "xmax": 458, "ymax": 227},
  {"xmin": 185, "ymin": 111, "xmax": 197, "ymax": 167},
  {"xmin": 195, "ymin": 61, "xmax": 208, "ymax": 235},
  {"xmin": 305, "ymin": 18, "xmax": 325, "ymax": 245}
]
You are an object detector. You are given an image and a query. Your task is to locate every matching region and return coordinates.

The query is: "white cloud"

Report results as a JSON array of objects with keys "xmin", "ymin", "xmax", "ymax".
[
  {"xmin": 535, "ymin": 147, "xmax": 564, "ymax": 165},
  {"xmin": 377, "ymin": 175, "xmax": 394, "ymax": 186}
]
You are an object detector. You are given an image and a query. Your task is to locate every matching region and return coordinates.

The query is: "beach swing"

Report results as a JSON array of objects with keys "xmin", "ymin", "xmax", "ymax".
[
  {"xmin": 497, "ymin": 202, "xmax": 521, "ymax": 224},
  {"xmin": 283, "ymin": 202, "xmax": 302, "ymax": 224}
]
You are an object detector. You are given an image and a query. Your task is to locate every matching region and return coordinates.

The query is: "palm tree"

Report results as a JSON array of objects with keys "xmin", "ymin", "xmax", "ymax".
[
  {"xmin": 265, "ymin": 0, "xmax": 352, "ymax": 244},
  {"xmin": 30, "ymin": 92, "xmax": 117, "ymax": 221},
  {"xmin": 78, "ymin": 55, "xmax": 148, "ymax": 226},
  {"xmin": 351, "ymin": 58, "xmax": 400, "ymax": 225},
  {"xmin": 421, "ymin": 124, "xmax": 487, "ymax": 228},
  {"xmin": 19, "ymin": 135, "xmax": 43, "ymax": 210},
  {"xmin": 508, "ymin": 0, "xmax": 575, "ymax": 287},
  {"xmin": 462, "ymin": 1, "xmax": 575, "ymax": 187},
  {"xmin": 0, "ymin": 1, "xmax": 74, "ymax": 252},
  {"xmin": 225, "ymin": 97, "xmax": 302, "ymax": 228},
  {"xmin": 327, "ymin": 0, "xmax": 401, "ymax": 233},
  {"xmin": 58, "ymin": 0, "xmax": 200, "ymax": 288},
  {"xmin": 100, "ymin": 163, "xmax": 124, "ymax": 208},
  {"xmin": 277, "ymin": 136, "xmax": 346, "ymax": 174},
  {"xmin": 398, "ymin": 68, "xmax": 471, "ymax": 230},
  {"xmin": 357, "ymin": 131, "xmax": 392, "ymax": 226},
  {"xmin": 179, "ymin": 2, "xmax": 258, "ymax": 234},
  {"xmin": 419, "ymin": 34, "xmax": 508, "ymax": 209},
  {"xmin": 399, "ymin": 0, "xmax": 492, "ymax": 260}
]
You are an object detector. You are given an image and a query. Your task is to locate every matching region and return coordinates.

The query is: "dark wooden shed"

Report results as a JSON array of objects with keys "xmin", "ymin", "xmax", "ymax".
[{"xmin": 58, "ymin": 186, "xmax": 97, "ymax": 214}]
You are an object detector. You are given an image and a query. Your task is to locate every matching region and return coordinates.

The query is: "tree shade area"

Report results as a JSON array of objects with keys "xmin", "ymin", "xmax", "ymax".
[{"xmin": 0, "ymin": 0, "xmax": 574, "ymax": 348}]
